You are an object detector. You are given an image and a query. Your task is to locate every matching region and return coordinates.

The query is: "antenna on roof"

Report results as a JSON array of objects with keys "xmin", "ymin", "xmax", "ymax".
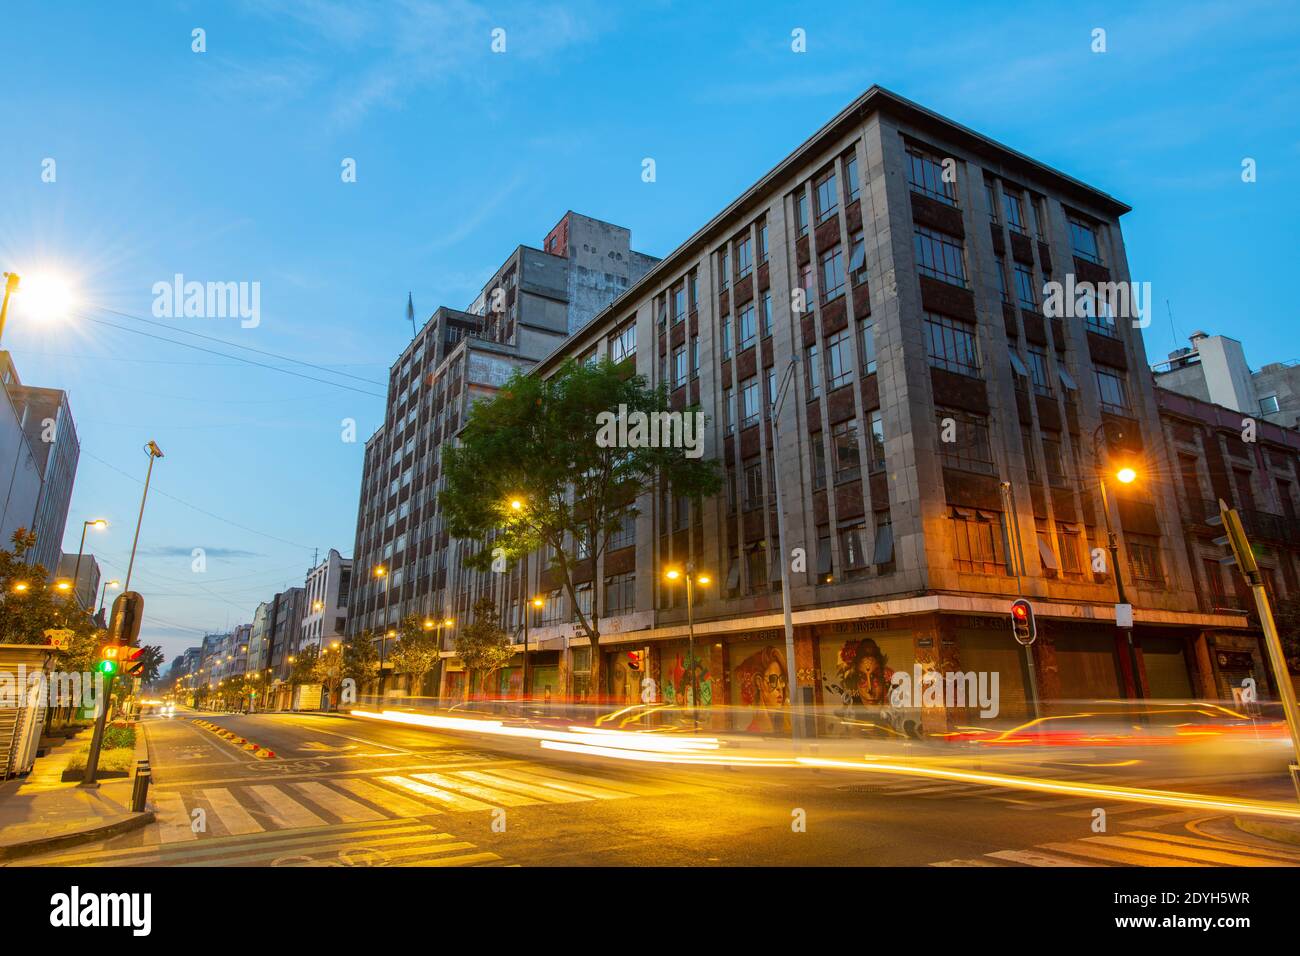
[{"xmin": 407, "ymin": 292, "xmax": 416, "ymax": 339}]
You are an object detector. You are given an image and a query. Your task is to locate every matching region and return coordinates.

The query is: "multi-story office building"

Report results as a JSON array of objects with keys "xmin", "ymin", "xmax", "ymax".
[
  {"xmin": 1155, "ymin": 385, "xmax": 1300, "ymax": 699},
  {"xmin": 301, "ymin": 549, "xmax": 352, "ymax": 652},
  {"xmin": 347, "ymin": 214, "xmax": 657, "ymax": 683},
  {"xmin": 247, "ymin": 601, "xmax": 273, "ymax": 675},
  {"xmin": 441, "ymin": 87, "xmax": 1255, "ymax": 720},
  {"xmin": 269, "ymin": 586, "xmax": 306, "ymax": 687},
  {"xmin": 1154, "ymin": 331, "xmax": 1300, "ymax": 430},
  {"xmin": 55, "ymin": 552, "xmax": 100, "ymax": 611},
  {"xmin": 0, "ymin": 353, "xmax": 79, "ymax": 573}
]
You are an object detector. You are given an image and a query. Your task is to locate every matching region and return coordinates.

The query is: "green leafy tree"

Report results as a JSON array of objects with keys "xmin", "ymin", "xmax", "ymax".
[
  {"xmin": 390, "ymin": 614, "xmax": 441, "ymax": 697},
  {"xmin": 290, "ymin": 644, "xmax": 324, "ymax": 686},
  {"xmin": 452, "ymin": 598, "xmax": 514, "ymax": 699},
  {"xmin": 441, "ymin": 358, "xmax": 721, "ymax": 693},
  {"xmin": 342, "ymin": 631, "xmax": 380, "ymax": 693},
  {"xmin": 0, "ymin": 528, "xmax": 96, "ymax": 645},
  {"xmin": 134, "ymin": 645, "xmax": 165, "ymax": 684}
]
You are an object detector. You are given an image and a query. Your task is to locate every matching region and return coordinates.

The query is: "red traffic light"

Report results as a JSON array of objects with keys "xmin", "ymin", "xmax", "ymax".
[
  {"xmin": 1012, "ymin": 604, "xmax": 1029, "ymax": 622},
  {"xmin": 1010, "ymin": 599, "xmax": 1036, "ymax": 646}
]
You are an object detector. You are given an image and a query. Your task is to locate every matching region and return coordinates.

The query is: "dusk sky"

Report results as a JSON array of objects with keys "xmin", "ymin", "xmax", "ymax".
[{"xmin": 1, "ymin": 0, "xmax": 1296, "ymax": 664}]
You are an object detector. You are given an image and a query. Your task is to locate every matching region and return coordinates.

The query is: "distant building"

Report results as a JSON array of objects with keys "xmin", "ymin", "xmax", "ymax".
[
  {"xmin": 7, "ymin": 380, "xmax": 79, "ymax": 574},
  {"xmin": 1153, "ymin": 331, "xmax": 1300, "ymax": 429},
  {"xmin": 54, "ymin": 551, "xmax": 100, "ymax": 611},
  {"xmin": 0, "ymin": 353, "xmax": 53, "ymax": 561},
  {"xmin": 302, "ymin": 549, "xmax": 351, "ymax": 653},
  {"xmin": 247, "ymin": 602, "xmax": 274, "ymax": 675}
]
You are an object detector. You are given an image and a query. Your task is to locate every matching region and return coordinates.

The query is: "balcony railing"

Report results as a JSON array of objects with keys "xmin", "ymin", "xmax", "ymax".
[{"xmin": 1190, "ymin": 497, "xmax": 1298, "ymax": 542}]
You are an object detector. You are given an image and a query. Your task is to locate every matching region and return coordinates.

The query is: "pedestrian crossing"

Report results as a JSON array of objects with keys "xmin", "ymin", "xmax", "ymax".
[
  {"xmin": 17, "ymin": 818, "xmax": 504, "ymax": 868},
  {"xmin": 137, "ymin": 761, "xmax": 711, "ymax": 845},
  {"xmin": 930, "ymin": 827, "xmax": 1300, "ymax": 868}
]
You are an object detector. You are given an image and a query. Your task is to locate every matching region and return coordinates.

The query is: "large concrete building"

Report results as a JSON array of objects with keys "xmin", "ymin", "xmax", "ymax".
[
  {"xmin": 346, "ymin": 213, "xmax": 658, "ymax": 683},
  {"xmin": 1154, "ymin": 331, "xmax": 1300, "ymax": 430},
  {"xmin": 351, "ymin": 87, "xmax": 1254, "ymax": 721},
  {"xmin": 54, "ymin": 551, "xmax": 100, "ymax": 612},
  {"xmin": 302, "ymin": 549, "xmax": 352, "ymax": 653}
]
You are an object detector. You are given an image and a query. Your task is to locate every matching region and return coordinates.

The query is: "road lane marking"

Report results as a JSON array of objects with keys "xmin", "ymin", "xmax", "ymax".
[
  {"xmin": 930, "ymin": 858, "xmax": 1005, "ymax": 866},
  {"xmin": 200, "ymin": 788, "xmax": 265, "ymax": 835},
  {"xmin": 986, "ymin": 849, "xmax": 1102, "ymax": 867},
  {"xmin": 248, "ymin": 785, "xmax": 328, "ymax": 829},
  {"xmin": 1037, "ymin": 840, "xmax": 1210, "ymax": 866},
  {"xmin": 482, "ymin": 766, "xmax": 632, "ymax": 800},
  {"xmin": 1122, "ymin": 829, "xmax": 1300, "ymax": 862},
  {"xmin": 380, "ymin": 775, "xmax": 495, "ymax": 812},
  {"xmin": 152, "ymin": 791, "xmax": 200, "ymax": 843},
  {"xmin": 289, "ymin": 781, "xmax": 386, "ymax": 823},
  {"xmin": 330, "ymin": 777, "xmax": 444, "ymax": 817},
  {"xmin": 1082, "ymin": 835, "xmax": 1299, "ymax": 867},
  {"xmin": 450, "ymin": 769, "xmax": 588, "ymax": 803},
  {"xmin": 507, "ymin": 765, "xmax": 676, "ymax": 797},
  {"xmin": 397, "ymin": 851, "xmax": 502, "ymax": 868},
  {"xmin": 410, "ymin": 772, "xmax": 541, "ymax": 807}
]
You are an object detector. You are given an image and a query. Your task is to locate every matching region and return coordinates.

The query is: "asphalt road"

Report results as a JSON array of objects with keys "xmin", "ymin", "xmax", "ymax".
[{"xmin": 18, "ymin": 708, "xmax": 1300, "ymax": 868}]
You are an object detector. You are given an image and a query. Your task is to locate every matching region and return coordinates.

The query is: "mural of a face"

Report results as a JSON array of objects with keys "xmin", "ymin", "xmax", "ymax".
[{"xmin": 755, "ymin": 658, "xmax": 788, "ymax": 709}]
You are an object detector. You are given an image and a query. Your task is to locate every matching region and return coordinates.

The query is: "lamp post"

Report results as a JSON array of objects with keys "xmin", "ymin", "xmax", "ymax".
[
  {"xmin": 96, "ymin": 579, "xmax": 120, "ymax": 620},
  {"xmin": 1092, "ymin": 423, "xmax": 1144, "ymax": 705},
  {"xmin": 124, "ymin": 442, "xmax": 164, "ymax": 593},
  {"xmin": 69, "ymin": 518, "xmax": 108, "ymax": 611},
  {"xmin": 0, "ymin": 272, "xmax": 19, "ymax": 342},
  {"xmin": 374, "ymin": 565, "xmax": 391, "ymax": 694},
  {"xmin": 665, "ymin": 564, "xmax": 710, "ymax": 731}
]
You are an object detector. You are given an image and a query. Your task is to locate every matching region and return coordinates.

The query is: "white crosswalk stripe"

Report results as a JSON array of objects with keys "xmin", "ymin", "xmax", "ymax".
[{"xmin": 931, "ymin": 827, "xmax": 1300, "ymax": 867}]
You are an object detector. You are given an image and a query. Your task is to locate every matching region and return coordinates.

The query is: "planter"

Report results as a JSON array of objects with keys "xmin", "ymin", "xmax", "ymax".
[{"xmin": 61, "ymin": 767, "xmax": 128, "ymax": 782}]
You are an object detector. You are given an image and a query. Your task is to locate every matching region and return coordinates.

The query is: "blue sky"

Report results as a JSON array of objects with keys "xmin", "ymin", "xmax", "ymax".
[{"xmin": 0, "ymin": 0, "xmax": 1296, "ymax": 662}]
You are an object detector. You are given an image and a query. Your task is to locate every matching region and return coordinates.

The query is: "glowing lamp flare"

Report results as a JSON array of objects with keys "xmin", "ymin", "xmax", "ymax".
[{"xmin": 1115, "ymin": 466, "xmax": 1137, "ymax": 484}]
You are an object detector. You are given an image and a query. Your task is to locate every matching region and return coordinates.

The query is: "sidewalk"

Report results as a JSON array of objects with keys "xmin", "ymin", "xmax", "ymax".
[{"xmin": 0, "ymin": 723, "xmax": 155, "ymax": 863}]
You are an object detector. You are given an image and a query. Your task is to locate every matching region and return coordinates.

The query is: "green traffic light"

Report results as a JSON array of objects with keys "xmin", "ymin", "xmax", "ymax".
[{"xmin": 97, "ymin": 659, "xmax": 117, "ymax": 675}]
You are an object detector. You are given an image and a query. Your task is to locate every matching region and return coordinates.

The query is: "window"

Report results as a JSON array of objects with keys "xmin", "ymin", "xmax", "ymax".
[
  {"xmin": 672, "ymin": 345, "xmax": 687, "ymax": 387},
  {"xmin": 761, "ymin": 292, "xmax": 773, "ymax": 338},
  {"xmin": 811, "ymin": 432, "xmax": 828, "ymax": 490},
  {"xmin": 573, "ymin": 582, "xmax": 593, "ymax": 621},
  {"xmin": 832, "ymin": 418, "xmax": 861, "ymax": 482},
  {"xmin": 1013, "ymin": 263, "xmax": 1037, "ymax": 310},
  {"xmin": 1037, "ymin": 522, "xmax": 1058, "ymax": 574},
  {"xmin": 816, "ymin": 528, "xmax": 834, "ymax": 584},
  {"xmin": 798, "ymin": 263, "xmax": 814, "ymax": 310},
  {"xmin": 913, "ymin": 226, "xmax": 967, "ymax": 287},
  {"xmin": 604, "ymin": 572, "xmax": 635, "ymax": 616},
  {"xmin": 924, "ymin": 312, "xmax": 980, "ymax": 376},
  {"xmin": 1026, "ymin": 346, "xmax": 1052, "ymax": 396},
  {"xmin": 737, "ymin": 302, "xmax": 757, "ymax": 349},
  {"xmin": 1127, "ymin": 534, "xmax": 1164, "ymax": 584},
  {"xmin": 689, "ymin": 272, "xmax": 698, "ymax": 308},
  {"xmin": 718, "ymin": 250, "xmax": 730, "ymax": 290},
  {"xmin": 840, "ymin": 522, "xmax": 867, "ymax": 573},
  {"xmin": 843, "ymin": 151, "xmax": 860, "ymax": 202},
  {"xmin": 690, "ymin": 335, "xmax": 700, "ymax": 377},
  {"xmin": 722, "ymin": 386, "xmax": 735, "ymax": 434},
  {"xmin": 672, "ymin": 286, "xmax": 686, "ymax": 323},
  {"xmin": 868, "ymin": 410, "xmax": 885, "ymax": 472},
  {"xmin": 609, "ymin": 510, "xmax": 636, "ymax": 551},
  {"xmin": 740, "ymin": 377, "xmax": 761, "ymax": 427},
  {"xmin": 848, "ymin": 231, "xmax": 867, "ymax": 286},
  {"xmin": 794, "ymin": 191, "xmax": 809, "ymax": 236},
  {"xmin": 1003, "ymin": 191, "xmax": 1026, "ymax": 235},
  {"xmin": 951, "ymin": 508, "xmax": 1008, "ymax": 574},
  {"xmin": 766, "ymin": 367, "xmax": 777, "ymax": 408},
  {"xmin": 1068, "ymin": 216, "xmax": 1103, "ymax": 264},
  {"xmin": 937, "ymin": 407, "xmax": 994, "ymax": 474},
  {"xmin": 872, "ymin": 511, "xmax": 895, "ymax": 569},
  {"xmin": 1041, "ymin": 430, "xmax": 1069, "ymax": 488},
  {"xmin": 859, "ymin": 319, "xmax": 877, "ymax": 374},
  {"xmin": 720, "ymin": 315, "xmax": 733, "ymax": 360},
  {"xmin": 1021, "ymin": 427, "xmax": 1038, "ymax": 481},
  {"xmin": 758, "ymin": 221, "xmax": 769, "ymax": 264},
  {"xmin": 611, "ymin": 321, "xmax": 636, "ymax": 361},
  {"xmin": 745, "ymin": 541, "xmax": 769, "ymax": 594},
  {"xmin": 1057, "ymin": 523, "xmax": 1082, "ymax": 575},
  {"xmin": 673, "ymin": 495, "xmax": 691, "ymax": 531},
  {"xmin": 985, "ymin": 183, "xmax": 999, "ymax": 223},
  {"xmin": 815, "ymin": 169, "xmax": 839, "ymax": 223},
  {"xmin": 825, "ymin": 328, "xmax": 853, "ymax": 389},
  {"xmin": 821, "ymin": 244, "xmax": 845, "ymax": 302},
  {"xmin": 1030, "ymin": 197, "xmax": 1047, "ymax": 240},
  {"xmin": 737, "ymin": 236, "xmax": 753, "ymax": 278},
  {"xmin": 743, "ymin": 457, "xmax": 764, "ymax": 510},
  {"xmin": 806, "ymin": 343, "xmax": 822, "ymax": 399},
  {"xmin": 1260, "ymin": 394, "xmax": 1280, "ymax": 415},
  {"xmin": 1095, "ymin": 366, "xmax": 1130, "ymax": 413},
  {"xmin": 906, "ymin": 147, "xmax": 957, "ymax": 206}
]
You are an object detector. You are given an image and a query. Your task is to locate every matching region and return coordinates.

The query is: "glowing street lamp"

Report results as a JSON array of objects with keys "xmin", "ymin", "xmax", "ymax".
[
  {"xmin": 70, "ymin": 518, "xmax": 109, "ymax": 613},
  {"xmin": 1092, "ymin": 422, "xmax": 1144, "ymax": 706},
  {"xmin": 0, "ymin": 270, "xmax": 77, "ymax": 342},
  {"xmin": 663, "ymin": 563, "xmax": 711, "ymax": 729}
]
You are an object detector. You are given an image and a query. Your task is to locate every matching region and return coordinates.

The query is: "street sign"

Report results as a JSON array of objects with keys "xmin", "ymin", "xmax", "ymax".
[
  {"xmin": 43, "ymin": 628, "xmax": 74, "ymax": 650},
  {"xmin": 1115, "ymin": 603, "xmax": 1133, "ymax": 629}
]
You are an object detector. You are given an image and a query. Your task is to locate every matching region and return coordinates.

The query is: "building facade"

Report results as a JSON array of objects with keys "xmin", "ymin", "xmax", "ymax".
[
  {"xmin": 1154, "ymin": 331, "xmax": 1300, "ymax": 430},
  {"xmin": 9, "ymin": 382, "xmax": 79, "ymax": 574},
  {"xmin": 54, "ymin": 552, "xmax": 100, "ymax": 611},
  {"xmin": 353, "ymin": 87, "xmax": 1256, "ymax": 722},
  {"xmin": 301, "ymin": 549, "xmax": 352, "ymax": 653}
]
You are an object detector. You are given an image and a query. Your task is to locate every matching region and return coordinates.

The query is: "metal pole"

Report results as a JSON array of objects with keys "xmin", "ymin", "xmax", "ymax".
[
  {"xmin": 521, "ymin": 550, "xmax": 529, "ymax": 700},
  {"xmin": 1252, "ymin": 580, "xmax": 1300, "ymax": 799},
  {"xmin": 1000, "ymin": 481, "xmax": 1040, "ymax": 719},
  {"xmin": 1097, "ymin": 475, "xmax": 1143, "ymax": 702},
  {"xmin": 125, "ymin": 448, "xmax": 160, "ymax": 593},
  {"xmin": 80, "ymin": 671, "xmax": 114, "ymax": 787},
  {"xmin": 686, "ymin": 570, "xmax": 698, "ymax": 732},
  {"xmin": 380, "ymin": 571, "xmax": 391, "ymax": 694},
  {"xmin": 0, "ymin": 272, "xmax": 19, "ymax": 344},
  {"xmin": 71, "ymin": 521, "xmax": 89, "ymax": 610},
  {"xmin": 770, "ymin": 358, "xmax": 802, "ymax": 742}
]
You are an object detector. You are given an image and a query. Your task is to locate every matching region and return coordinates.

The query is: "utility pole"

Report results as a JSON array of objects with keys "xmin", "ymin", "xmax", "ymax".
[
  {"xmin": 770, "ymin": 357, "xmax": 803, "ymax": 741},
  {"xmin": 1000, "ymin": 481, "xmax": 1040, "ymax": 718},
  {"xmin": 124, "ymin": 442, "xmax": 165, "ymax": 592}
]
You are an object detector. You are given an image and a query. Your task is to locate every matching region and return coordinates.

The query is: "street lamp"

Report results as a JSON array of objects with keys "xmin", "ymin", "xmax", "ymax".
[
  {"xmin": 1092, "ymin": 422, "xmax": 1144, "ymax": 706},
  {"xmin": 374, "ymin": 564, "xmax": 391, "ymax": 693},
  {"xmin": 70, "ymin": 518, "xmax": 108, "ymax": 612},
  {"xmin": 769, "ymin": 356, "xmax": 805, "ymax": 741},
  {"xmin": 124, "ymin": 442, "xmax": 164, "ymax": 592},
  {"xmin": 0, "ymin": 271, "xmax": 76, "ymax": 343},
  {"xmin": 96, "ymin": 579, "xmax": 120, "ymax": 619},
  {"xmin": 664, "ymin": 563, "xmax": 710, "ymax": 731}
]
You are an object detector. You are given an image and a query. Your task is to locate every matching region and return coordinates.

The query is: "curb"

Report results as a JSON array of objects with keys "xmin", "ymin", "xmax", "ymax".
[
  {"xmin": 1234, "ymin": 816, "xmax": 1300, "ymax": 846},
  {"xmin": 189, "ymin": 719, "xmax": 278, "ymax": 759},
  {"xmin": 0, "ymin": 809, "xmax": 155, "ymax": 863}
]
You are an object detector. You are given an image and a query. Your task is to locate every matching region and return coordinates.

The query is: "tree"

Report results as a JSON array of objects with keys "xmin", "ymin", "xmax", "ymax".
[
  {"xmin": 390, "ymin": 614, "xmax": 440, "ymax": 697},
  {"xmin": 134, "ymin": 645, "xmax": 165, "ymax": 684},
  {"xmin": 0, "ymin": 528, "xmax": 97, "ymax": 646},
  {"xmin": 290, "ymin": 644, "xmax": 324, "ymax": 686},
  {"xmin": 342, "ymin": 632, "xmax": 380, "ymax": 694},
  {"xmin": 452, "ymin": 598, "xmax": 514, "ymax": 699},
  {"xmin": 441, "ymin": 358, "xmax": 721, "ymax": 695}
]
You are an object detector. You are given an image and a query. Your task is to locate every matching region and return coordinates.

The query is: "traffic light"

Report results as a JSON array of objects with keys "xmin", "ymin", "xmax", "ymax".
[
  {"xmin": 123, "ymin": 646, "xmax": 146, "ymax": 678},
  {"xmin": 627, "ymin": 651, "xmax": 642, "ymax": 672},
  {"xmin": 96, "ymin": 643, "xmax": 123, "ymax": 677},
  {"xmin": 1010, "ymin": 599, "xmax": 1036, "ymax": 645},
  {"xmin": 1208, "ymin": 498, "xmax": 1261, "ymax": 582},
  {"xmin": 108, "ymin": 591, "xmax": 145, "ymax": 645}
]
